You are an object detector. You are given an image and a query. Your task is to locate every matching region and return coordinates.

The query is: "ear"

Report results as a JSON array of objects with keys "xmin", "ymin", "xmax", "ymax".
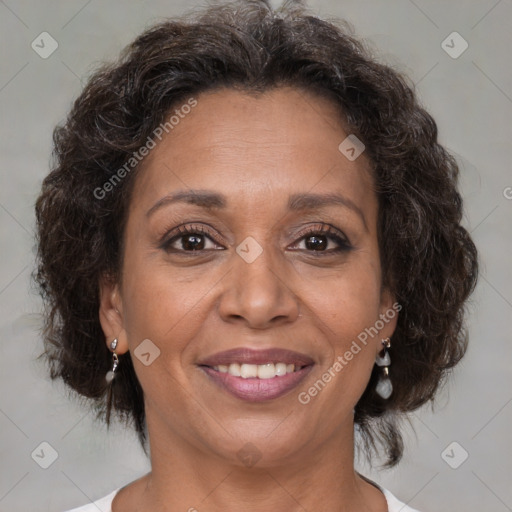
[
  {"xmin": 98, "ymin": 274, "xmax": 129, "ymax": 354},
  {"xmin": 376, "ymin": 287, "xmax": 400, "ymax": 355}
]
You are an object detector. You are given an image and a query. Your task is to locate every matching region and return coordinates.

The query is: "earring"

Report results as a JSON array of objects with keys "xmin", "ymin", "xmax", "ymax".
[
  {"xmin": 375, "ymin": 337, "xmax": 393, "ymax": 399},
  {"xmin": 105, "ymin": 338, "xmax": 119, "ymax": 383}
]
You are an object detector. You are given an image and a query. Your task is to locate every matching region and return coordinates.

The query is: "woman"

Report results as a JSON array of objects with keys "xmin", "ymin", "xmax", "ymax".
[{"xmin": 35, "ymin": 1, "xmax": 478, "ymax": 510}]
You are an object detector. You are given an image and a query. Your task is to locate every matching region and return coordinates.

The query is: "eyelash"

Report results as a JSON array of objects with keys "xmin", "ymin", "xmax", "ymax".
[
  {"xmin": 292, "ymin": 224, "xmax": 352, "ymax": 254},
  {"xmin": 159, "ymin": 223, "xmax": 352, "ymax": 256}
]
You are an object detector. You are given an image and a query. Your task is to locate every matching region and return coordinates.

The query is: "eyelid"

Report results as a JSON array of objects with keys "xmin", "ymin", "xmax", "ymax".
[
  {"xmin": 159, "ymin": 223, "xmax": 226, "ymax": 251},
  {"xmin": 292, "ymin": 223, "xmax": 350, "ymax": 243}
]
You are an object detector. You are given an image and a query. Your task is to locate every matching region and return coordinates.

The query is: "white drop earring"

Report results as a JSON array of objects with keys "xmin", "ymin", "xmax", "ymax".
[
  {"xmin": 375, "ymin": 337, "xmax": 393, "ymax": 399},
  {"xmin": 105, "ymin": 338, "xmax": 119, "ymax": 383}
]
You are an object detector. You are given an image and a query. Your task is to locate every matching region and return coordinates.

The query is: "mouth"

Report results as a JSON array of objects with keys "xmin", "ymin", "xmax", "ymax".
[{"xmin": 197, "ymin": 348, "xmax": 315, "ymax": 402}]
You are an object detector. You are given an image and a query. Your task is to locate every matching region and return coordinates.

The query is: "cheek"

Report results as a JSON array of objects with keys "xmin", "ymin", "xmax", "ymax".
[
  {"xmin": 302, "ymin": 257, "xmax": 382, "ymax": 384},
  {"xmin": 306, "ymin": 256, "xmax": 382, "ymax": 336},
  {"xmin": 125, "ymin": 275, "xmax": 209, "ymax": 338},
  {"xmin": 119, "ymin": 252, "xmax": 229, "ymax": 437},
  {"xmin": 119, "ymin": 262, "xmax": 213, "ymax": 415}
]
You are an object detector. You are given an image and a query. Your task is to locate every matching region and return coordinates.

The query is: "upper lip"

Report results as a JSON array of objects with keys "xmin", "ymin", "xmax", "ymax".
[{"xmin": 197, "ymin": 348, "xmax": 315, "ymax": 367}]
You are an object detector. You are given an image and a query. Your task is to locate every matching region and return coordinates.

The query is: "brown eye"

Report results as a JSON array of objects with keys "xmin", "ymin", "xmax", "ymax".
[
  {"xmin": 290, "ymin": 224, "xmax": 353, "ymax": 254},
  {"xmin": 180, "ymin": 233, "xmax": 206, "ymax": 251},
  {"xmin": 304, "ymin": 235, "xmax": 328, "ymax": 251},
  {"xmin": 160, "ymin": 224, "xmax": 224, "ymax": 253}
]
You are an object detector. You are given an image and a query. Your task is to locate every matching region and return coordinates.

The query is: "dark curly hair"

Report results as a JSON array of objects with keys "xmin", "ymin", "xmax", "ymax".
[{"xmin": 34, "ymin": 0, "xmax": 478, "ymax": 467}]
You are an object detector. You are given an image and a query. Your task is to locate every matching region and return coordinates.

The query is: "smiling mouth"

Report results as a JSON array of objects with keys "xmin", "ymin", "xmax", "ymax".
[
  {"xmin": 199, "ymin": 362, "xmax": 314, "ymax": 402},
  {"xmin": 197, "ymin": 347, "xmax": 315, "ymax": 401}
]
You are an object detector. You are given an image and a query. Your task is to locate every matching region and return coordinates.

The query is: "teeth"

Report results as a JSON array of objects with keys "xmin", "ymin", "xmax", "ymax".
[
  {"xmin": 275, "ymin": 363, "xmax": 287, "ymax": 376},
  {"xmin": 240, "ymin": 363, "xmax": 258, "ymax": 378},
  {"xmin": 257, "ymin": 363, "xmax": 275, "ymax": 379},
  {"xmin": 213, "ymin": 362, "xmax": 298, "ymax": 378}
]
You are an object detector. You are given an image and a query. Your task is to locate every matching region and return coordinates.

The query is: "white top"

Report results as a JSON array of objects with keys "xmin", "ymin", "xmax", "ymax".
[{"xmin": 64, "ymin": 482, "xmax": 421, "ymax": 511}]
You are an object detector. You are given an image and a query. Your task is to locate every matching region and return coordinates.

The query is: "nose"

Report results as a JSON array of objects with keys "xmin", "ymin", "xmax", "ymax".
[{"xmin": 217, "ymin": 243, "xmax": 301, "ymax": 329}]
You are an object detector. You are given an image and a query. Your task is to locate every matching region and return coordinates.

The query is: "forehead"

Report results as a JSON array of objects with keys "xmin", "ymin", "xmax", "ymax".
[{"xmin": 131, "ymin": 86, "xmax": 375, "ymax": 214}]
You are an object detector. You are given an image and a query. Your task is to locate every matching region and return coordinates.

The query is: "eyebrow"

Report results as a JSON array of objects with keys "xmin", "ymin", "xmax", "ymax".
[
  {"xmin": 288, "ymin": 192, "xmax": 367, "ymax": 230},
  {"xmin": 146, "ymin": 189, "xmax": 367, "ymax": 229},
  {"xmin": 146, "ymin": 190, "xmax": 226, "ymax": 217}
]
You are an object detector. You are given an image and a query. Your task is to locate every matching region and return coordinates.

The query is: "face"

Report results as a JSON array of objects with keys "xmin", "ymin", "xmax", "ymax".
[{"xmin": 100, "ymin": 86, "xmax": 397, "ymax": 467}]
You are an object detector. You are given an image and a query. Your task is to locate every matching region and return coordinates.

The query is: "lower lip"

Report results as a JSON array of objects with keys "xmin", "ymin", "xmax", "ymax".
[{"xmin": 200, "ymin": 365, "xmax": 314, "ymax": 402}]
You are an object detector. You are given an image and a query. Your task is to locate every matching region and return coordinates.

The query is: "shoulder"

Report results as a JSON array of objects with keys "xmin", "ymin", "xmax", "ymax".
[
  {"xmin": 63, "ymin": 488, "xmax": 120, "ymax": 512},
  {"xmin": 382, "ymin": 486, "xmax": 422, "ymax": 512},
  {"xmin": 357, "ymin": 472, "xmax": 422, "ymax": 512}
]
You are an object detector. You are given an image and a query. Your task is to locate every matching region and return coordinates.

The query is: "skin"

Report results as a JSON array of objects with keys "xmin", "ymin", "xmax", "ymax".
[{"xmin": 99, "ymin": 86, "xmax": 398, "ymax": 511}]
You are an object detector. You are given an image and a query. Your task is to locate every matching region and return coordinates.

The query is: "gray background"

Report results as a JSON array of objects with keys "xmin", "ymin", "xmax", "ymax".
[{"xmin": 0, "ymin": 0, "xmax": 511, "ymax": 511}]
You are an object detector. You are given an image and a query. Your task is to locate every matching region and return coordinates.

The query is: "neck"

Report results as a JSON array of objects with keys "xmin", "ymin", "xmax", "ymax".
[{"xmin": 131, "ymin": 410, "xmax": 385, "ymax": 512}]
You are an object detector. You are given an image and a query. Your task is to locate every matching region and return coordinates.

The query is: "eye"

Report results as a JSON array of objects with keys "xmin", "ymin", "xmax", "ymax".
[
  {"xmin": 160, "ymin": 224, "xmax": 224, "ymax": 253},
  {"xmin": 289, "ymin": 224, "xmax": 352, "ymax": 254}
]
